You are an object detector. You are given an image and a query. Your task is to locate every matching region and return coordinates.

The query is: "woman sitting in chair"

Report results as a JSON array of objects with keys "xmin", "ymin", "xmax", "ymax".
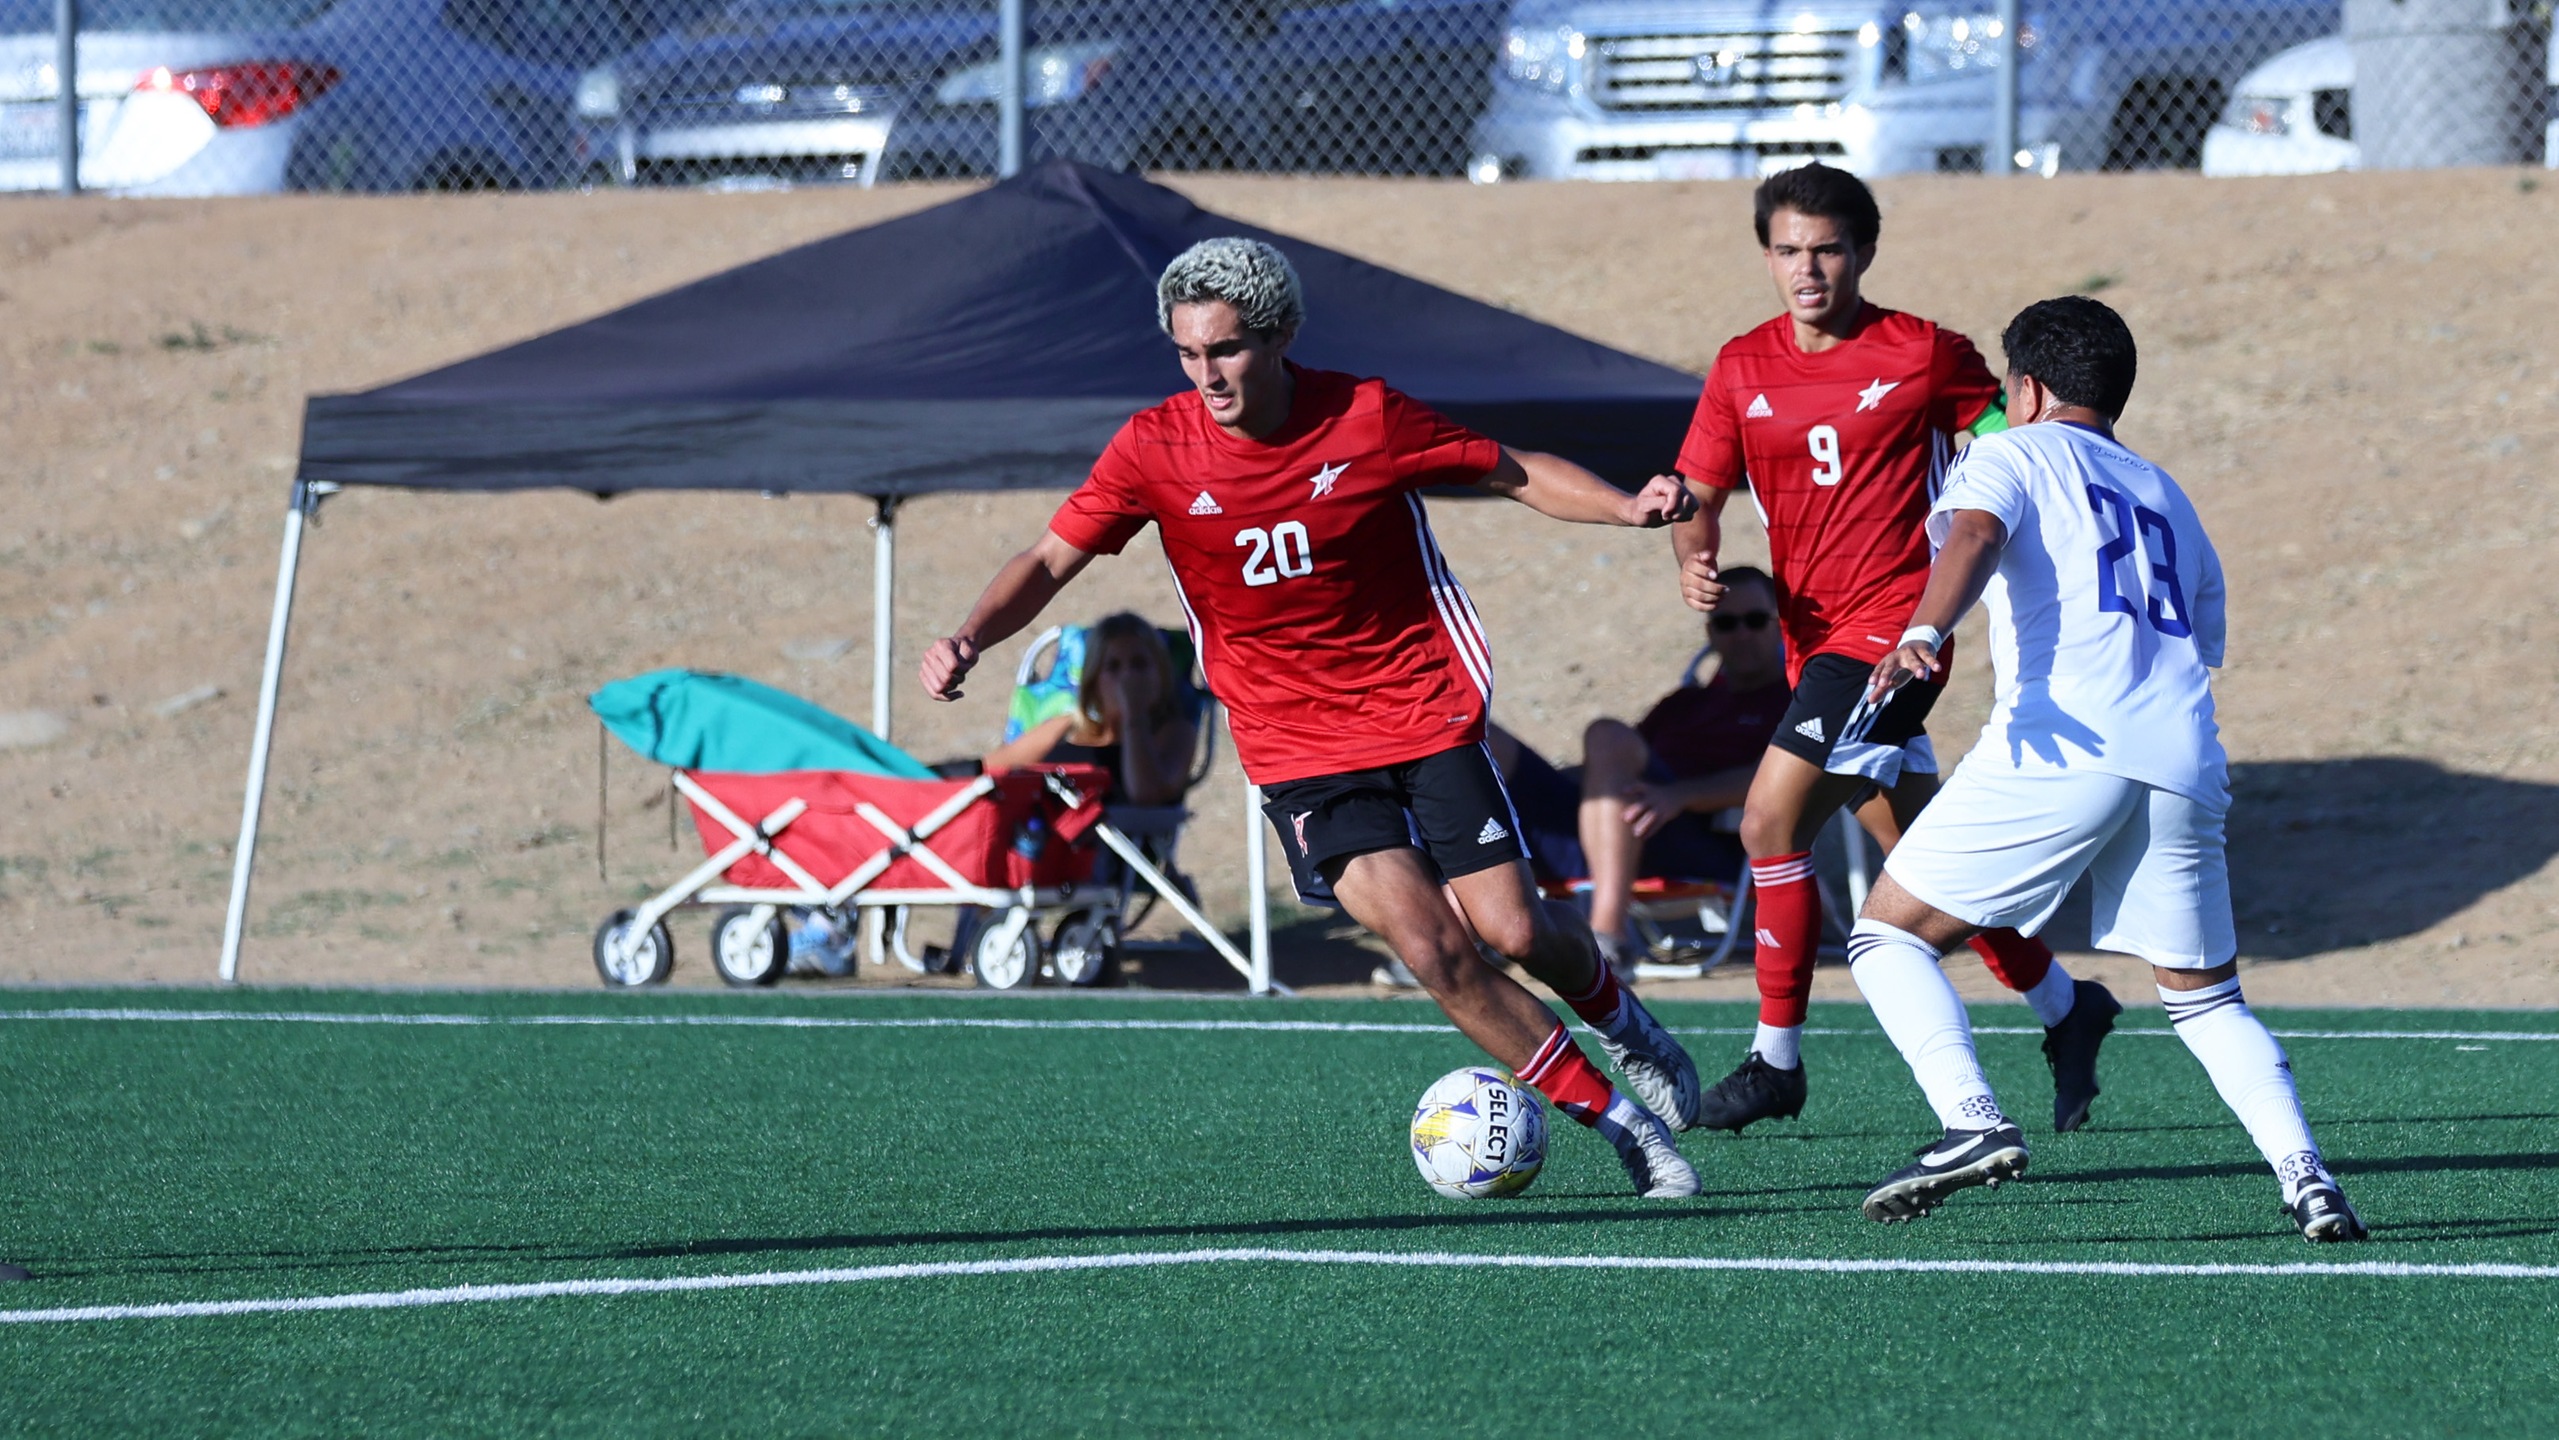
[{"xmin": 984, "ymin": 612, "xmax": 1196, "ymax": 806}]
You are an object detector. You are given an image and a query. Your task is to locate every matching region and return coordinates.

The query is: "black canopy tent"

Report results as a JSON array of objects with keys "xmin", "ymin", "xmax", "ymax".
[{"xmin": 218, "ymin": 159, "xmax": 1704, "ymax": 984}]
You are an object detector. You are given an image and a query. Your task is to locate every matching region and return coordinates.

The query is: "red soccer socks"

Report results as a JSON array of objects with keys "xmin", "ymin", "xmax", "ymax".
[{"xmin": 1518, "ymin": 1022, "xmax": 1615, "ymax": 1124}]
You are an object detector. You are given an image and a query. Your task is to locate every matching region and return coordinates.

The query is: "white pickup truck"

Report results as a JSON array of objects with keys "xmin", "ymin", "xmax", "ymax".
[{"xmin": 1468, "ymin": 0, "xmax": 2339, "ymax": 181}]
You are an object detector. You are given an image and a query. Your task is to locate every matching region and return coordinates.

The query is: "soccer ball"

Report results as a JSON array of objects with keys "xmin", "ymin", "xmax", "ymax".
[{"xmin": 1409, "ymin": 1066, "xmax": 1546, "ymax": 1199}]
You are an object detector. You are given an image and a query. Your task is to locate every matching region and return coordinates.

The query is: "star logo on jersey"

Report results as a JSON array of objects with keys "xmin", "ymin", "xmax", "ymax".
[
  {"xmin": 1745, "ymin": 393, "xmax": 1773, "ymax": 419},
  {"xmin": 1856, "ymin": 377, "xmax": 1902, "ymax": 412},
  {"xmin": 1307, "ymin": 460, "xmax": 1348, "ymax": 498},
  {"xmin": 1188, "ymin": 490, "xmax": 1223, "ymax": 516}
]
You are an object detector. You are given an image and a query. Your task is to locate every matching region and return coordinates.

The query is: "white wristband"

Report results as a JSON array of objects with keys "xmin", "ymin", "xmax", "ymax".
[{"xmin": 1899, "ymin": 625, "xmax": 1945, "ymax": 651}]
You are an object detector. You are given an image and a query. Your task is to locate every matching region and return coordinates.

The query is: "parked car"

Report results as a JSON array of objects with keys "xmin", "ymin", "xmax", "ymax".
[
  {"xmin": 571, "ymin": 0, "xmax": 1508, "ymax": 186},
  {"xmin": 0, "ymin": 0, "xmax": 716, "ymax": 195},
  {"xmin": 0, "ymin": 0, "xmax": 337, "ymax": 193},
  {"xmin": 2199, "ymin": 36, "xmax": 2352, "ymax": 176},
  {"xmin": 1466, "ymin": 0, "xmax": 2339, "ymax": 183}
]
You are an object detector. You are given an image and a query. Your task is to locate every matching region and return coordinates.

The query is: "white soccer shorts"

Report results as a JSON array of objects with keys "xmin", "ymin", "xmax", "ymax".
[
  {"xmin": 1881, "ymin": 763, "xmax": 2237, "ymax": 970},
  {"xmin": 1829, "ymin": 733, "xmax": 1939, "ymax": 785}
]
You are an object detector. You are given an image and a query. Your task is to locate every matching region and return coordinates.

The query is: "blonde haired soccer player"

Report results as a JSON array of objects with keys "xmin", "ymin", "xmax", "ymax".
[
  {"xmin": 1843, "ymin": 296, "xmax": 2363, "ymax": 1241},
  {"xmin": 923, "ymin": 238, "xmax": 1708, "ymax": 1197}
]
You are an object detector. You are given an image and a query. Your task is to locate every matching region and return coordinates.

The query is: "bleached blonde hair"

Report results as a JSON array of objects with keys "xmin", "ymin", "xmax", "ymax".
[{"xmin": 1156, "ymin": 237, "xmax": 1305, "ymax": 342}]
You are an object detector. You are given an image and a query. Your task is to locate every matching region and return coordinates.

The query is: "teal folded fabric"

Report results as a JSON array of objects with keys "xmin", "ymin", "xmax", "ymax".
[{"xmin": 589, "ymin": 669, "xmax": 935, "ymax": 779}]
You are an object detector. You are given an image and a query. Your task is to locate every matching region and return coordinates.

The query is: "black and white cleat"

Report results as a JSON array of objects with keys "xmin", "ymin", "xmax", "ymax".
[
  {"xmin": 1861, "ymin": 1123, "xmax": 2030, "ymax": 1223},
  {"xmin": 2283, "ymin": 1181, "xmax": 2369, "ymax": 1243}
]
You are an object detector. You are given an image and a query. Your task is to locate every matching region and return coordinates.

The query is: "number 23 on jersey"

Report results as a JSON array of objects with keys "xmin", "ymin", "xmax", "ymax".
[{"xmin": 2086, "ymin": 482, "xmax": 2192, "ymax": 637}]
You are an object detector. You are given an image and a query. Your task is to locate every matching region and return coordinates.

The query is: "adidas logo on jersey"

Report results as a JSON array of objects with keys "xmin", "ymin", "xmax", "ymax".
[
  {"xmin": 1476, "ymin": 817, "xmax": 1510, "ymax": 845},
  {"xmin": 1794, "ymin": 716, "xmax": 1827, "ymax": 743},
  {"xmin": 1745, "ymin": 393, "xmax": 1773, "ymax": 419},
  {"xmin": 1188, "ymin": 490, "xmax": 1223, "ymax": 516}
]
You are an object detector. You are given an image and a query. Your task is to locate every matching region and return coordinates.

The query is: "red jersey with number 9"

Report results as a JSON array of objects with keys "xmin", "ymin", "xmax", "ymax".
[
  {"xmin": 1048, "ymin": 366, "xmax": 1505, "ymax": 785},
  {"xmin": 1675, "ymin": 305, "xmax": 2000, "ymax": 681}
]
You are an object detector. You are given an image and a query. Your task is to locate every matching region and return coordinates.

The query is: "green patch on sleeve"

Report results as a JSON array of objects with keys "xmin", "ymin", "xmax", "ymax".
[{"xmin": 1966, "ymin": 392, "xmax": 2010, "ymax": 437}]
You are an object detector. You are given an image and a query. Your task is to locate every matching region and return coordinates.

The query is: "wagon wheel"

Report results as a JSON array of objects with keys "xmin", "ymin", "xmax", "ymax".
[
  {"xmin": 972, "ymin": 911, "xmax": 1041, "ymax": 990},
  {"xmin": 710, "ymin": 905, "xmax": 789, "ymax": 987},
  {"xmin": 1049, "ymin": 909, "xmax": 1120, "ymax": 989},
  {"xmin": 593, "ymin": 909, "xmax": 674, "ymax": 988}
]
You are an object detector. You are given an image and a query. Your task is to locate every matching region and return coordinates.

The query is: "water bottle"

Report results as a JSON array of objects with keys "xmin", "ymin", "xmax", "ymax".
[{"xmin": 1013, "ymin": 816, "xmax": 1048, "ymax": 866}]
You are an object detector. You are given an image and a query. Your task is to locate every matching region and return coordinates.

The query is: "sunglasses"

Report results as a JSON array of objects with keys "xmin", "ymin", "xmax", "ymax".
[{"xmin": 1710, "ymin": 611, "xmax": 1775, "ymax": 634}]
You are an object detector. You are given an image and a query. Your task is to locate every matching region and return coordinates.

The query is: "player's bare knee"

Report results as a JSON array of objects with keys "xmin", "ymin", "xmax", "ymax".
[
  {"xmin": 1470, "ymin": 906, "xmax": 1541, "ymax": 963},
  {"xmin": 1582, "ymin": 718, "xmax": 1644, "ymax": 773},
  {"xmin": 1739, "ymin": 802, "xmax": 1797, "ymax": 858}
]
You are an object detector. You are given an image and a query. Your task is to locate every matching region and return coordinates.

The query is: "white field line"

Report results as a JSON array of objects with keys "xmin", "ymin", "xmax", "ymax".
[
  {"xmin": 0, "ymin": 1009, "xmax": 2554, "ymax": 1043},
  {"xmin": 5, "ymin": 1246, "xmax": 2554, "ymax": 1326}
]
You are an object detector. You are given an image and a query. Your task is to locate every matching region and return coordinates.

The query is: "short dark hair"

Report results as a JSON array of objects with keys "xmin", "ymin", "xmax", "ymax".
[
  {"xmin": 2000, "ymin": 296, "xmax": 2139, "ymax": 419},
  {"xmin": 1752, "ymin": 163, "xmax": 1881, "ymax": 250},
  {"xmin": 1717, "ymin": 564, "xmax": 1774, "ymax": 595}
]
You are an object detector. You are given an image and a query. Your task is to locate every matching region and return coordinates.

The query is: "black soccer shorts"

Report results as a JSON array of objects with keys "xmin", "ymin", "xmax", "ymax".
[
  {"xmin": 1770, "ymin": 652, "xmax": 1945, "ymax": 785},
  {"xmin": 1261, "ymin": 742, "xmax": 1527, "ymax": 906}
]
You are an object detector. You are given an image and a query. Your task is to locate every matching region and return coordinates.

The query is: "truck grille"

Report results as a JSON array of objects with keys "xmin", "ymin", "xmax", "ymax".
[{"xmin": 1587, "ymin": 25, "xmax": 1860, "ymax": 112}]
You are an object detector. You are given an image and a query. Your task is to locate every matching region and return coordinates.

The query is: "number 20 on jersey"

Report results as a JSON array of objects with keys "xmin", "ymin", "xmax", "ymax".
[{"xmin": 1237, "ymin": 522, "xmax": 1314, "ymax": 587}]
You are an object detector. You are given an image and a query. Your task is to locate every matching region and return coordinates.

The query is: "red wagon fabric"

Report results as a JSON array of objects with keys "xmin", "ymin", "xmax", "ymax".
[{"xmin": 684, "ymin": 764, "xmax": 1109, "ymax": 891}]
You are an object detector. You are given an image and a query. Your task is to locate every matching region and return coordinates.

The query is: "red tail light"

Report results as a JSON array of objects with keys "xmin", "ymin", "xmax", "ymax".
[{"xmin": 136, "ymin": 61, "xmax": 341, "ymax": 129}]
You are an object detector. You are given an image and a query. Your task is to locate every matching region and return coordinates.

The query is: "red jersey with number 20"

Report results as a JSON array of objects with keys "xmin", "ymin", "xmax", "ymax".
[
  {"xmin": 1048, "ymin": 367, "xmax": 1504, "ymax": 786},
  {"xmin": 1675, "ymin": 305, "xmax": 2000, "ymax": 681}
]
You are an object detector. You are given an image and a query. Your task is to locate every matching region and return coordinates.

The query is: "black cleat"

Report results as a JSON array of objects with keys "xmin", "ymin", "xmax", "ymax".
[
  {"xmin": 1694, "ymin": 1051, "xmax": 1806, "ymax": 1133},
  {"xmin": 1862, "ymin": 1123, "xmax": 2030, "ymax": 1222},
  {"xmin": 0, "ymin": 1262, "xmax": 27, "ymax": 1283},
  {"xmin": 2283, "ymin": 1181, "xmax": 2369, "ymax": 1243},
  {"xmin": 2041, "ymin": 979, "xmax": 2122, "ymax": 1133}
]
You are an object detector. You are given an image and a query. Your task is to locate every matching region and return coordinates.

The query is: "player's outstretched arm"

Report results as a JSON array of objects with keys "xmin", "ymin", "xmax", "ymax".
[
  {"xmin": 1478, "ymin": 449, "xmax": 1697, "ymax": 528},
  {"xmin": 1867, "ymin": 508, "xmax": 2007, "ymax": 701},
  {"xmin": 921, "ymin": 530, "xmax": 1095, "ymax": 702}
]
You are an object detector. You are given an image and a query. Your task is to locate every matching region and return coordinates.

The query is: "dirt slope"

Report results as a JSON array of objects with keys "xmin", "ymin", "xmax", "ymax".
[{"xmin": 0, "ymin": 168, "xmax": 2552, "ymax": 1004}]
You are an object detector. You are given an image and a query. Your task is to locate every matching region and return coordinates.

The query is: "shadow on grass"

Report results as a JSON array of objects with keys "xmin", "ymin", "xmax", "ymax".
[
  {"xmin": 2033, "ymin": 758, "xmax": 2559, "ymax": 960},
  {"xmin": 54, "ymin": 1194, "xmax": 1858, "ymax": 1281}
]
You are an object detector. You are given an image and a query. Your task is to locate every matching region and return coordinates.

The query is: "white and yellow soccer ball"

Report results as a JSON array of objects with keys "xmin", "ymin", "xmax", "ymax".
[{"xmin": 1409, "ymin": 1066, "xmax": 1546, "ymax": 1199}]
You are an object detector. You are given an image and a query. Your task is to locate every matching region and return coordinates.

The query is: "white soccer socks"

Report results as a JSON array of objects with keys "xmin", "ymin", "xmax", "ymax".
[
  {"xmin": 2020, "ymin": 962, "xmax": 2080, "ymax": 1028},
  {"xmin": 2160, "ymin": 977, "xmax": 2328, "ymax": 1198},
  {"xmin": 1751, "ymin": 1022, "xmax": 1802, "ymax": 1070},
  {"xmin": 1847, "ymin": 920, "xmax": 2006, "ymax": 1131}
]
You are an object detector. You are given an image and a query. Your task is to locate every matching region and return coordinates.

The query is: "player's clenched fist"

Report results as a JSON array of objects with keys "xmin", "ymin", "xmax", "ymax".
[
  {"xmin": 1622, "ymin": 474, "xmax": 1699, "ymax": 528},
  {"xmin": 920, "ymin": 635, "xmax": 979, "ymax": 701},
  {"xmin": 1679, "ymin": 551, "xmax": 1727, "ymax": 613}
]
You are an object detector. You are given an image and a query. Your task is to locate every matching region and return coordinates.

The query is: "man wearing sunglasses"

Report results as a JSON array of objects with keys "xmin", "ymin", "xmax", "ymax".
[
  {"xmin": 1661, "ymin": 163, "xmax": 2120, "ymax": 1137},
  {"xmin": 1487, "ymin": 567, "xmax": 1786, "ymax": 967}
]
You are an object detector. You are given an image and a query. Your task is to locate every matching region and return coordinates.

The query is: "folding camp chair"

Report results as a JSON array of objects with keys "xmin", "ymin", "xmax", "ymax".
[
  {"xmin": 1533, "ymin": 643, "xmax": 1872, "ymax": 983},
  {"xmin": 888, "ymin": 622, "xmax": 1222, "ymax": 986}
]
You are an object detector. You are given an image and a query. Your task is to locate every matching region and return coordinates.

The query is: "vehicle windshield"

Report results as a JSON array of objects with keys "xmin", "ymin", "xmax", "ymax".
[{"xmin": 0, "ymin": 0, "xmax": 340, "ymax": 31}]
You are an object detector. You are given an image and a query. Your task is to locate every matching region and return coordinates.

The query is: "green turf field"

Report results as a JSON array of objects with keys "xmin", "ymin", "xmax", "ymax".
[{"xmin": 2, "ymin": 989, "xmax": 2554, "ymax": 1436}]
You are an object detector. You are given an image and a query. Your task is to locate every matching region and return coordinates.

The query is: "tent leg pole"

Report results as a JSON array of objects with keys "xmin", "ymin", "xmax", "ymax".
[
  {"xmin": 1244, "ymin": 780, "xmax": 1271, "ymax": 996},
  {"xmin": 870, "ymin": 497, "xmax": 896, "ymax": 743},
  {"xmin": 219, "ymin": 479, "xmax": 328, "ymax": 984}
]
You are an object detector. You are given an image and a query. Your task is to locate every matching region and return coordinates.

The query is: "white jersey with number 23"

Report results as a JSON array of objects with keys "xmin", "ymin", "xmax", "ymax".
[{"xmin": 1928, "ymin": 421, "xmax": 2229, "ymax": 806}]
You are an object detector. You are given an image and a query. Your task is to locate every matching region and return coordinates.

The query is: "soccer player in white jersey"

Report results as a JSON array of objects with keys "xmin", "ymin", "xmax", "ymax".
[{"xmin": 1842, "ymin": 296, "xmax": 2365, "ymax": 1241}]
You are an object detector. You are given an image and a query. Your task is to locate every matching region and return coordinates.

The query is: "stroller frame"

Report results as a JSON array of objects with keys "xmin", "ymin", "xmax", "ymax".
[{"xmin": 600, "ymin": 769, "xmax": 1275, "ymax": 993}]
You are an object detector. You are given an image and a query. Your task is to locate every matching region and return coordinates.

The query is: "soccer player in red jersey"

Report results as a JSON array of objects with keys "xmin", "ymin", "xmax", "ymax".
[
  {"xmin": 1664, "ymin": 164, "xmax": 2121, "ymax": 1134},
  {"xmin": 923, "ymin": 238, "xmax": 1705, "ymax": 1197}
]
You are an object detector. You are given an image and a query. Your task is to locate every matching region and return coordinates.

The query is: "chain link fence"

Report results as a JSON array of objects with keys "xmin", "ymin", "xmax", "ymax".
[{"xmin": 4, "ymin": 0, "xmax": 2552, "ymax": 196}]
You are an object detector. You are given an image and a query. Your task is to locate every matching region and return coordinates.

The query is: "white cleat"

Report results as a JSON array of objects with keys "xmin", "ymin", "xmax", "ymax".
[
  {"xmin": 1604, "ymin": 1102, "xmax": 1701, "ymax": 1199},
  {"xmin": 1595, "ymin": 992, "xmax": 1703, "ymax": 1132}
]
